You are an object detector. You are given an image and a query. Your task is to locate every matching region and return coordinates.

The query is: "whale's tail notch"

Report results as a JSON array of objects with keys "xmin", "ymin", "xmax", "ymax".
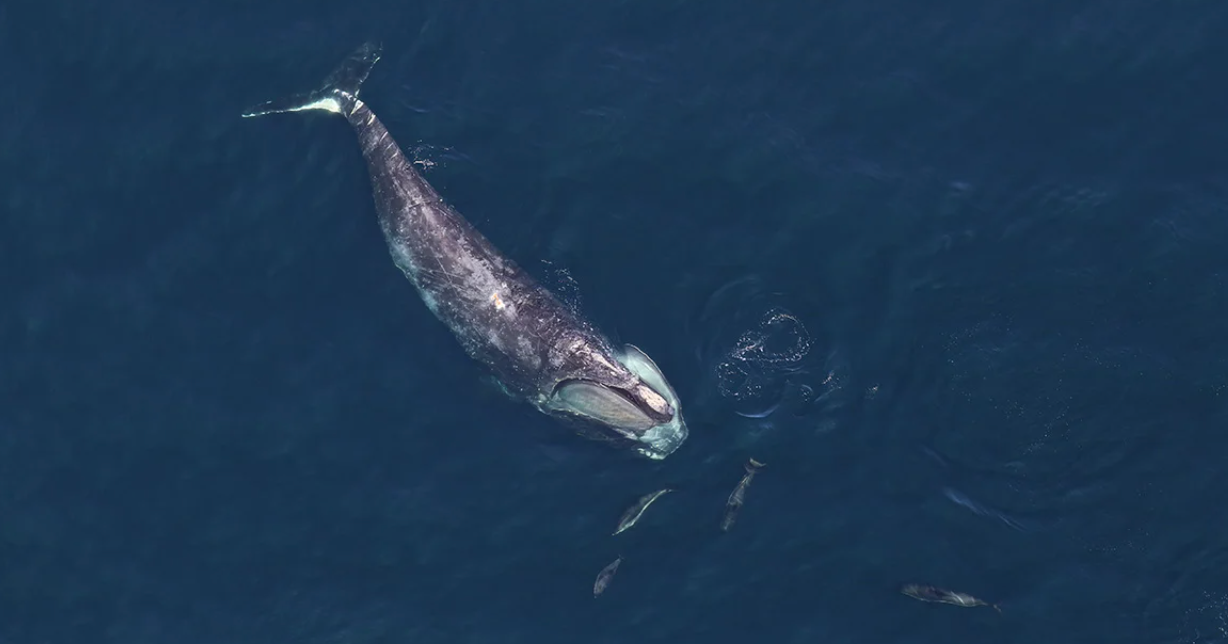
[{"xmin": 241, "ymin": 41, "xmax": 383, "ymax": 119}]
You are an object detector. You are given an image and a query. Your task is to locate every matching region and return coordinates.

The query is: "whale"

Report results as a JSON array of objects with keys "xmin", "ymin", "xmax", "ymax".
[{"xmin": 242, "ymin": 43, "xmax": 688, "ymax": 459}]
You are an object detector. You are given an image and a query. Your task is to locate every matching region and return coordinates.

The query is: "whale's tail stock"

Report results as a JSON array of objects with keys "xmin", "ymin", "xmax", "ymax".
[{"xmin": 241, "ymin": 42, "xmax": 382, "ymax": 119}]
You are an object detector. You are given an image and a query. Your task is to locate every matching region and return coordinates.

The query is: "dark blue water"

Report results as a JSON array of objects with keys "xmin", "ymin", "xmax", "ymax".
[{"xmin": 5, "ymin": 1, "xmax": 1228, "ymax": 642}]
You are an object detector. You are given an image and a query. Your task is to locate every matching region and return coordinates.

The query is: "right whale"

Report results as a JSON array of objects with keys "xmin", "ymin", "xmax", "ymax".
[{"xmin": 242, "ymin": 43, "xmax": 689, "ymax": 460}]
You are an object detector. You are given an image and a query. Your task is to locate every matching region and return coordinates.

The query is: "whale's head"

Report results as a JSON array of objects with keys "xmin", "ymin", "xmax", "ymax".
[{"xmin": 542, "ymin": 344, "xmax": 689, "ymax": 460}]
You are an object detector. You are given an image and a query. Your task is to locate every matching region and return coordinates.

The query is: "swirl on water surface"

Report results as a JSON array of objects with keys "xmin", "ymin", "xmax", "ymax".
[
  {"xmin": 685, "ymin": 273, "xmax": 856, "ymax": 430},
  {"xmin": 715, "ymin": 307, "xmax": 812, "ymax": 406}
]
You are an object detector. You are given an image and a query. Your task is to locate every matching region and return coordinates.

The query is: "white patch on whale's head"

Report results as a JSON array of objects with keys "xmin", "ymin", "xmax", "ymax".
[{"xmin": 540, "ymin": 344, "xmax": 688, "ymax": 460}]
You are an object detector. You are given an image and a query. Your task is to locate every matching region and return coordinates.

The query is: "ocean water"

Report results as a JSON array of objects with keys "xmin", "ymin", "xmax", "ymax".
[{"xmin": 4, "ymin": 1, "xmax": 1228, "ymax": 642}]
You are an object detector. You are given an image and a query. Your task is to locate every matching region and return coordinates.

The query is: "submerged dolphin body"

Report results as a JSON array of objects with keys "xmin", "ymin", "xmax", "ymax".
[{"xmin": 242, "ymin": 43, "xmax": 688, "ymax": 459}]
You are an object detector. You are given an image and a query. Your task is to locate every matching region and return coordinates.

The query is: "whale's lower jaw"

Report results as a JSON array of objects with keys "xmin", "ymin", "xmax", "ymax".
[
  {"xmin": 531, "ymin": 344, "xmax": 689, "ymax": 460},
  {"xmin": 617, "ymin": 345, "xmax": 688, "ymax": 460},
  {"xmin": 537, "ymin": 406, "xmax": 687, "ymax": 461},
  {"xmin": 634, "ymin": 415, "xmax": 688, "ymax": 460}
]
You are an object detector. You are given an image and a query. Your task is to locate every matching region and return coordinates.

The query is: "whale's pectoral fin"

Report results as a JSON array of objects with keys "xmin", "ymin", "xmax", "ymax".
[
  {"xmin": 241, "ymin": 42, "xmax": 382, "ymax": 119},
  {"xmin": 555, "ymin": 381, "xmax": 657, "ymax": 433}
]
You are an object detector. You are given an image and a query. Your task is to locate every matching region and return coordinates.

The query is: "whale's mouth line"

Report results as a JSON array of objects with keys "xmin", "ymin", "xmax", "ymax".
[
  {"xmin": 552, "ymin": 380, "xmax": 672, "ymax": 424},
  {"xmin": 552, "ymin": 380, "xmax": 638, "ymax": 407},
  {"xmin": 550, "ymin": 379, "xmax": 655, "ymax": 433}
]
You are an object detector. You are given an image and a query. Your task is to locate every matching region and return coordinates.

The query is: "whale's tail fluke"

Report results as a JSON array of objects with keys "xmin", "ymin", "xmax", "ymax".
[{"xmin": 241, "ymin": 42, "xmax": 382, "ymax": 119}]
